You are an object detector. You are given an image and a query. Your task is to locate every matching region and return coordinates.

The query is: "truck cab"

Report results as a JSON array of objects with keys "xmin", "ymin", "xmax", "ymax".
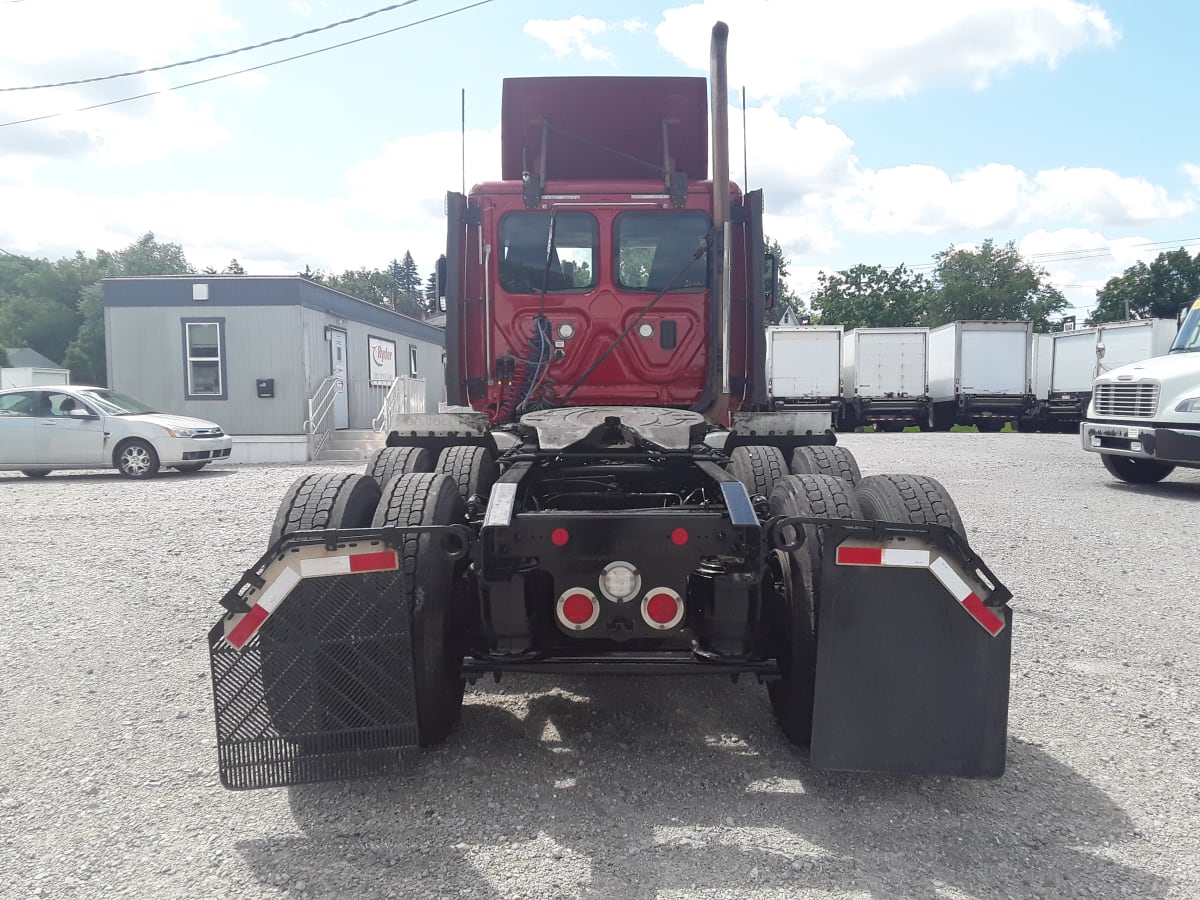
[
  {"xmin": 1081, "ymin": 300, "xmax": 1200, "ymax": 482},
  {"xmin": 443, "ymin": 76, "xmax": 769, "ymax": 422}
]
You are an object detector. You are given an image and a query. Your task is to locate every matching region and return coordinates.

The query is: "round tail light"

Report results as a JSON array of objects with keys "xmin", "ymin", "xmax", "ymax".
[
  {"xmin": 641, "ymin": 588, "xmax": 684, "ymax": 630},
  {"xmin": 557, "ymin": 588, "xmax": 600, "ymax": 631}
]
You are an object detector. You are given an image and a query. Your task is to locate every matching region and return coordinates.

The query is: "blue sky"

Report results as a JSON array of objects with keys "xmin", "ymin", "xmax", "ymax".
[{"xmin": 2, "ymin": 0, "xmax": 1198, "ymax": 318}]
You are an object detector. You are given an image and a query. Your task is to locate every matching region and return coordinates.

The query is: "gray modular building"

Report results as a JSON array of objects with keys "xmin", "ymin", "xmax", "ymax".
[{"xmin": 102, "ymin": 276, "xmax": 445, "ymax": 462}]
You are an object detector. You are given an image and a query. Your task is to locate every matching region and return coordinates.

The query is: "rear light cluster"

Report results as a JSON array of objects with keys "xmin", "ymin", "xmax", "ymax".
[
  {"xmin": 549, "ymin": 530, "xmax": 690, "ymax": 633},
  {"xmin": 554, "ymin": 557, "xmax": 685, "ymax": 633}
]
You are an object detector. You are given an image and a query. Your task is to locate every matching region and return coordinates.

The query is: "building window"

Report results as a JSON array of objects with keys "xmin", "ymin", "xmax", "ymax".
[
  {"xmin": 409, "ymin": 345, "xmax": 419, "ymax": 377},
  {"xmin": 183, "ymin": 319, "xmax": 227, "ymax": 399}
]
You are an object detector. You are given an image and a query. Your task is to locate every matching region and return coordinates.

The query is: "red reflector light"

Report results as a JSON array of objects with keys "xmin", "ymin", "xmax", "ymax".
[
  {"xmin": 641, "ymin": 588, "xmax": 684, "ymax": 630},
  {"xmin": 670, "ymin": 528, "xmax": 689, "ymax": 546},
  {"xmin": 551, "ymin": 527, "xmax": 570, "ymax": 546},
  {"xmin": 556, "ymin": 588, "xmax": 599, "ymax": 631},
  {"xmin": 562, "ymin": 594, "xmax": 593, "ymax": 623}
]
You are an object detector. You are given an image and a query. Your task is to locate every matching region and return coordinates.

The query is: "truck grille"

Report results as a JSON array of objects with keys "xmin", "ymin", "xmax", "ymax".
[{"xmin": 1093, "ymin": 382, "xmax": 1159, "ymax": 418}]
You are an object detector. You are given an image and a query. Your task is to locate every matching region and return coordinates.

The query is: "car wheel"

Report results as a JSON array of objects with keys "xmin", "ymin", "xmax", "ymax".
[
  {"xmin": 1100, "ymin": 453, "xmax": 1175, "ymax": 484},
  {"xmin": 20, "ymin": 470, "xmax": 51, "ymax": 478},
  {"xmin": 115, "ymin": 439, "xmax": 160, "ymax": 478},
  {"xmin": 174, "ymin": 463, "xmax": 208, "ymax": 473}
]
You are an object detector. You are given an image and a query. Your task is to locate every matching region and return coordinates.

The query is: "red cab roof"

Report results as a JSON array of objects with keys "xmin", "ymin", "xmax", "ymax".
[{"xmin": 500, "ymin": 76, "xmax": 708, "ymax": 182}]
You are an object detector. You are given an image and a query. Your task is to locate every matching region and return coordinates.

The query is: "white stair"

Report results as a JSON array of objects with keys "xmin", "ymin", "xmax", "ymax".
[{"xmin": 316, "ymin": 428, "xmax": 384, "ymax": 462}]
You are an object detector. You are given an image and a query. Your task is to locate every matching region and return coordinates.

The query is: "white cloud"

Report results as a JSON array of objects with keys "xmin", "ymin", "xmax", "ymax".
[
  {"xmin": 1030, "ymin": 168, "xmax": 1192, "ymax": 224},
  {"xmin": 0, "ymin": 0, "xmax": 245, "ymax": 165},
  {"xmin": 657, "ymin": 0, "xmax": 1117, "ymax": 103},
  {"xmin": 742, "ymin": 105, "xmax": 1190, "ymax": 266},
  {"xmin": 0, "ymin": 123, "xmax": 501, "ymax": 275},
  {"xmin": 524, "ymin": 16, "xmax": 643, "ymax": 62}
]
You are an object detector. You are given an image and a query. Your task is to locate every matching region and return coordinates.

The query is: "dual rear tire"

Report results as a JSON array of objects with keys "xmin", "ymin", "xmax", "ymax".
[
  {"xmin": 264, "ymin": 453, "xmax": 485, "ymax": 748},
  {"xmin": 765, "ymin": 471, "xmax": 965, "ymax": 747}
]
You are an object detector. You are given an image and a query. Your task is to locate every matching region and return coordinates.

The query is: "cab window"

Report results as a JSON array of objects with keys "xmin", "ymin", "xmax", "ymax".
[
  {"xmin": 499, "ymin": 211, "xmax": 598, "ymax": 293},
  {"xmin": 615, "ymin": 212, "xmax": 710, "ymax": 292}
]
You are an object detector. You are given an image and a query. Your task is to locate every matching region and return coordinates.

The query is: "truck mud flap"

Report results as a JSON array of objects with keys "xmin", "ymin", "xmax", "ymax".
[
  {"xmin": 208, "ymin": 535, "xmax": 434, "ymax": 790},
  {"xmin": 806, "ymin": 522, "xmax": 1011, "ymax": 778}
]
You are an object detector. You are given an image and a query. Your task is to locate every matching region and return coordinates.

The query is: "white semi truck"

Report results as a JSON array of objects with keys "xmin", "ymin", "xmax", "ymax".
[{"xmin": 1081, "ymin": 300, "xmax": 1200, "ymax": 482}]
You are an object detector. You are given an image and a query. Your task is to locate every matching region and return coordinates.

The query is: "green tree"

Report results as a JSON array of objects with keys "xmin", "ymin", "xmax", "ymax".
[
  {"xmin": 62, "ymin": 285, "xmax": 106, "ymax": 385},
  {"xmin": 1088, "ymin": 248, "xmax": 1200, "ymax": 324},
  {"xmin": 764, "ymin": 238, "xmax": 810, "ymax": 326},
  {"xmin": 925, "ymin": 239, "xmax": 1065, "ymax": 329},
  {"xmin": 810, "ymin": 263, "xmax": 928, "ymax": 328},
  {"xmin": 393, "ymin": 251, "xmax": 422, "ymax": 310},
  {"xmin": 98, "ymin": 232, "xmax": 192, "ymax": 277},
  {"xmin": 424, "ymin": 256, "xmax": 448, "ymax": 310},
  {"xmin": 223, "ymin": 259, "xmax": 246, "ymax": 275}
]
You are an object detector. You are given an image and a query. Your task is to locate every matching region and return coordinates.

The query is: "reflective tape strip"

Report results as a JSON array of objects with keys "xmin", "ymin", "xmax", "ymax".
[
  {"xmin": 929, "ymin": 556, "xmax": 1006, "ymax": 636},
  {"xmin": 224, "ymin": 549, "xmax": 399, "ymax": 650},
  {"xmin": 836, "ymin": 539, "xmax": 1005, "ymax": 637},
  {"xmin": 224, "ymin": 567, "xmax": 302, "ymax": 650},
  {"xmin": 225, "ymin": 604, "xmax": 270, "ymax": 650},
  {"xmin": 299, "ymin": 555, "xmax": 352, "ymax": 577},
  {"xmin": 299, "ymin": 549, "xmax": 398, "ymax": 577},
  {"xmin": 836, "ymin": 546, "xmax": 930, "ymax": 568},
  {"xmin": 255, "ymin": 567, "xmax": 302, "ymax": 614}
]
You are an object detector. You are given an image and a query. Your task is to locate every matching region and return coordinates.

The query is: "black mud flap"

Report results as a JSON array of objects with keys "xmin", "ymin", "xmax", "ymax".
[
  {"xmin": 208, "ymin": 539, "xmax": 422, "ymax": 790},
  {"xmin": 809, "ymin": 524, "xmax": 1011, "ymax": 778}
]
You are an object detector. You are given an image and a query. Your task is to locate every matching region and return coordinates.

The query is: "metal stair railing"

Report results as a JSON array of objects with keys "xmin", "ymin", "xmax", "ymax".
[
  {"xmin": 304, "ymin": 375, "xmax": 343, "ymax": 459},
  {"xmin": 372, "ymin": 376, "xmax": 426, "ymax": 433}
]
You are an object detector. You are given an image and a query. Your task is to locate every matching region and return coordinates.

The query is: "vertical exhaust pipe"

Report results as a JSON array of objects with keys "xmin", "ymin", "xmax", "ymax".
[{"xmin": 710, "ymin": 21, "xmax": 732, "ymax": 397}]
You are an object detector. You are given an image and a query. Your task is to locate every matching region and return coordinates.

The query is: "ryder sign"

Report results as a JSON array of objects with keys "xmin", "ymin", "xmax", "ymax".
[{"xmin": 368, "ymin": 335, "xmax": 397, "ymax": 386}]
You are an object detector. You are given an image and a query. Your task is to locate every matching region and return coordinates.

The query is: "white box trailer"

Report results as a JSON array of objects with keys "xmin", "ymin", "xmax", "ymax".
[
  {"xmin": 841, "ymin": 327, "xmax": 929, "ymax": 431},
  {"xmin": 766, "ymin": 325, "xmax": 843, "ymax": 408},
  {"xmin": 1095, "ymin": 319, "xmax": 1179, "ymax": 376},
  {"xmin": 1024, "ymin": 319, "xmax": 1180, "ymax": 431},
  {"xmin": 0, "ymin": 367, "xmax": 71, "ymax": 389},
  {"xmin": 927, "ymin": 320, "xmax": 1033, "ymax": 431}
]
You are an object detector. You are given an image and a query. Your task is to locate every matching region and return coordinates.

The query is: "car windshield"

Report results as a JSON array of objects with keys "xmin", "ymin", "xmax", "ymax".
[{"xmin": 77, "ymin": 389, "xmax": 157, "ymax": 415}]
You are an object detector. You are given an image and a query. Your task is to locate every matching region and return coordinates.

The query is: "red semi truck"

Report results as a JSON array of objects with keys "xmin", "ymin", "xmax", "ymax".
[{"xmin": 209, "ymin": 23, "xmax": 1012, "ymax": 789}]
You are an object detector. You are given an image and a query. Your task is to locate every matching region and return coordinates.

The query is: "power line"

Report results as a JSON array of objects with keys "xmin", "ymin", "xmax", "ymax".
[
  {"xmin": 0, "ymin": 0, "xmax": 495, "ymax": 128},
  {"xmin": 1, "ymin": 1, "xmax": 422, "ymax": 93}
]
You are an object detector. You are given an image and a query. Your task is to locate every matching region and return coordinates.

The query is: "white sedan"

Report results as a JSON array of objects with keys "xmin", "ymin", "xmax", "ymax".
[{"xmin": 0, "ymin": 385, "xmax": 233, "ymax": 478}]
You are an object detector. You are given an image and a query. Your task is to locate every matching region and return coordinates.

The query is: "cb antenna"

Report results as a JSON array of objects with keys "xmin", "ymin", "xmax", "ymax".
[{"xmin": 461, "ymin": 88, "xmax": 466, "ymax": 195}]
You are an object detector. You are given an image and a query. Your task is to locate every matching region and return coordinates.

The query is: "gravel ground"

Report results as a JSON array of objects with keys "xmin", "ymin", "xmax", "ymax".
[{"xmin": 1, "ymin": 434, "xmax": 1197, "ymax": 900}]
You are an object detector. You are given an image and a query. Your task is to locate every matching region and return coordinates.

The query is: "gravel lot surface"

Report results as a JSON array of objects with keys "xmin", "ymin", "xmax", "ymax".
[{"xmin": 1, "ymin": 434, "xmax": 1197, "ymax": 900}]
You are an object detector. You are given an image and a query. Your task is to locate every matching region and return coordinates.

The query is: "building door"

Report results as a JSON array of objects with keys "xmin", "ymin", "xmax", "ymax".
[{"xmin": 329, "ymin": 329, "xmax": 349, "ymax": 429}]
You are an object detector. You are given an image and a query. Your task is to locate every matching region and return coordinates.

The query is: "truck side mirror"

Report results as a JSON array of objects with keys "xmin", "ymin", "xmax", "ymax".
[
  {"xmin": 435, "ymin": 256, "xmax": 447, "ymax": 312},
  {"xmin": 763, "ymin": 252, "xmax": 778, "ymax": 309},
  {"xmin": 1096, "ymin": 342, "xmax": 1105, "ymax": 359}
]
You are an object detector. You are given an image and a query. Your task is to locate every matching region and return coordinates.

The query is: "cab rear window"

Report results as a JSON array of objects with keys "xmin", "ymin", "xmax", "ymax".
[
  {"xmin": 615, "ymin": 212, "xmax": 710, "ymax": 292},
  {"xmin": 499, "ymin": 212, "xmax": 598, "ymax": 293}
]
